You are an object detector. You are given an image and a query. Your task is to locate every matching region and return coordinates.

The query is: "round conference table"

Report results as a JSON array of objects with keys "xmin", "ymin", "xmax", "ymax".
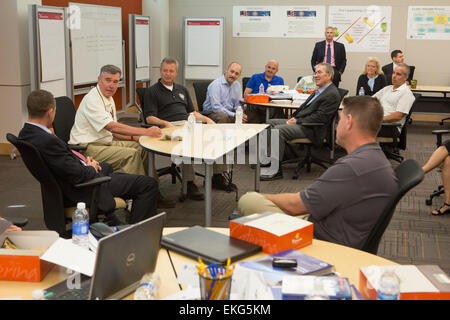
[{"xmin": 0, "ymin": 227, "xmax": 397, "ymax": 300}]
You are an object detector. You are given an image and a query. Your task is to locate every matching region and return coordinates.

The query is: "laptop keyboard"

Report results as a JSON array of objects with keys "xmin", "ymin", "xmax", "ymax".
[{"xmin": 50, "ymin": 280, "xmax": 91, "ymax": 300}]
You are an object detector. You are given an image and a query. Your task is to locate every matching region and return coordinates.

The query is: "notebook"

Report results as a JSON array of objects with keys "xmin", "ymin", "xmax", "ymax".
[
  {"xmin": 46, "ymin": 212, "xmax": 166, "ymax": 300},
  {"xmin": 160, "ymin": 225, "xmax": 261, "ymax": 265}
]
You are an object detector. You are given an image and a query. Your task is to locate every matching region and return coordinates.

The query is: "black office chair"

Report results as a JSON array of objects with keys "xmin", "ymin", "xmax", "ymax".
[
  {"xmin": 137, "ymin": 88, "xmax": 182, "ymax": 185},
  {"xmin": 242, "ymin": 77, "xmax": 251, "ymax": 95},
  {"xmin": 362, "ymin": 159, "xmax": 424, "ymax": 254},
  {"xmin": 135, "ymin": 87, "xmax": 147, "ymax": 123},
  {"xmin": 53, "ymin": 96, "xmax": 86, "ymax": 152},
  {"xmin": 425, "ymin": 129, "xmax": 450, "ymax": 206},
  {"xmin": 192, "ymin": 81, "xmax": 212, "ymax": 114},
  {"xmin": 6, "ymin": 133, "xmax": 113, "ymax": 238},
  {"xmin": 377, "ymin": 93, "xmax": 421, "ymax": 163},
  {"xmin": 283, "ymin": 88, "xmax": 349, "ymax": 180}
]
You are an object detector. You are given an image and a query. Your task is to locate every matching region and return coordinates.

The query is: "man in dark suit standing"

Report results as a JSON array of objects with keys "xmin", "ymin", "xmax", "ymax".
[
  {"xmin": 18, "ymin": 90, "xmax": 160, "ymax": 225},
  {"xmin": 261, "ymin": 63, "xmax": 341, "ymax": 180},
  {"xmin": 311, "ymin": 27, "xmax": 347, "ymax": 88},
  {"xmin": 382, "ymin": 50, "xmax": 415, "ymax": 85}
]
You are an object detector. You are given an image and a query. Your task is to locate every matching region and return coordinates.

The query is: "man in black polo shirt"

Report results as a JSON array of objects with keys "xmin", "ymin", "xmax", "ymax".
[{"xmin": 143, "ymin": 57, "xmax": 228, "ymax": 200}]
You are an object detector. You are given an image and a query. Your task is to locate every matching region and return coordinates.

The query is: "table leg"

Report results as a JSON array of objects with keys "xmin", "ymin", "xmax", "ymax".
[
  {"xmin": 266, "ymin": 108, "xmax": 270, "ymax": 123},
  {"xmin": 181, "ymin": 164, "xmax": 188, "ymax": 201},
  {"xmin": 205, "ymin": 163, "xmax": 212, "ymax": 227},
  {"xmin": 255, "ymin": 134, "xmax": 260, "ymax": 192},
  {"xmin": 148, "ymin": 152, "xmax": 155, "ymax": 178}
]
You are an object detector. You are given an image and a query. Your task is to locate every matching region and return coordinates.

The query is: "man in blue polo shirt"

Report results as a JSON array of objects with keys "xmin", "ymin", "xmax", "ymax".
[{"xmin": 244, "ymin": 60, "xmax": 285, "ymax": 123}]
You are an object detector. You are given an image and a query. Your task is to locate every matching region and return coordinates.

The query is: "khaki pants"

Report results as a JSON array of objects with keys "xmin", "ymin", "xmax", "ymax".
[
  {"xmin": 238, "ymin": 192, "xmax": 309, "ymax": 220},
  {"xmin": 83, "ymin": 141, "xmax": 148, "ymax": 176}
]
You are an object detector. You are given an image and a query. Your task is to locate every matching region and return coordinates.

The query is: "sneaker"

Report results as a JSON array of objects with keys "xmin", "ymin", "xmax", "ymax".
[
  {"xmin": 260, "ymin": 168, "xmax": 283, "ymax": 181},
  {"xmin": 158, "ymin": 194, "xmax": 176, "ymax": 208},
  {"xmin": 187, "ymin": 181, "xmax": 204, "ymax": 201}
]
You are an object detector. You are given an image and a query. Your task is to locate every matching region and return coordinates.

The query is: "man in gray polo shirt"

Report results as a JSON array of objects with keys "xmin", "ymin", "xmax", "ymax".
[{"xmin": 237, "ymin": 96, "xmax": 398, "ymax": 250}]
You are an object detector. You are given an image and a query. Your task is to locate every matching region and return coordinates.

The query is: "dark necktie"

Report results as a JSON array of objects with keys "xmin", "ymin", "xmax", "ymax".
[{"xmin": 326, "ymin": 43, "xmax": 331, "ymax": 64}]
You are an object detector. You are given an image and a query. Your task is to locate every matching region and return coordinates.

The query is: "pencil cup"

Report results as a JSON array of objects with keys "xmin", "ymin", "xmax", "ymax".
[{"xmin": 199, "ymin": 274, "xmax": 232, "ymax": 300}]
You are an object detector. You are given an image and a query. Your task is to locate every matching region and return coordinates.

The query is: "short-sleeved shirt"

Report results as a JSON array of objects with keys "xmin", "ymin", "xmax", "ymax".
[
  {"xmin": 373, "ymin": 83, "xmax": 415, "ymax": 128},
  {"xmin": 143, "ymin": 79, "xmax": 195, "ymax": 122},
  {"xmin": 300, "ymin": 142, "xmax": 398, "ymax": 250},
  {"xmin": 202, "ymin": 75, "xmax": 242, "ymax": 117},
  {"xmin": 246, "ymin": 72, "xmax": 284, "ymax": 93},
  {"xmin": 69, "ymin": 85, "xmax": 117, "ymax": 145}
]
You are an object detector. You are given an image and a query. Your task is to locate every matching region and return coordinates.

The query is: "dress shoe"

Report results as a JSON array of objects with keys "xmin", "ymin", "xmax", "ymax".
[
  {"xmin": 212, "ymin": 173, "xmax": 237, "ymax": 192},
  {"xmin": 158, "ymin": 194, "xmax": 176, "ymax": 208},
  {"xmin": 187, "ymin": 181, "xmax": 205, "ymax": 201},
  {"xmin": 260, "ymin": 168, "xmax": 283, "ymax": 181}
]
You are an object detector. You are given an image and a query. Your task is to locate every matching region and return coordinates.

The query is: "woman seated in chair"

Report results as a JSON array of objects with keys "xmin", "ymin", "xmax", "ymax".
[
  {"xmin": 356, "ymin": 57, "xmax": 387, "ymax": 96},
  {"xmin": 423, "ymin": 140, "xmax": 450, "ymax": 215}
]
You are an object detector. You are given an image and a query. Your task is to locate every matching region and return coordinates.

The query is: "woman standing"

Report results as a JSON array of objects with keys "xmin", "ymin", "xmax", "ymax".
[{"xmin": 356, "ymin": 57, "xmax": 387, "ymax": 96}]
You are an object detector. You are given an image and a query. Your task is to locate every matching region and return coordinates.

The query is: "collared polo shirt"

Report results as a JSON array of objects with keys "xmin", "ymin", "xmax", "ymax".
[
  {"xmin": 246, "ymin": 72, "xmax": 284, "ymax": 93},
  {"xmin": 69, "ymin": 85, "xmax": 117, "ymax": 145},
  {"xmin": 202, "ymin": 75, "xmax": 242, "ymax": 117},
  {"xmin": 373, "ymin": 83, "xmax": 415, "ymax": 128},
  {"xmin": 143, "ymin": 79, "xmax": 195, "ymax": 122}
]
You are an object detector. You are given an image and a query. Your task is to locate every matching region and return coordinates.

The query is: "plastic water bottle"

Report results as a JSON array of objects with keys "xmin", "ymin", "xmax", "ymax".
[
  {"xmin": 188, "ymin": 112, "xmax": 196, "ymax": 127},
  {"xmin": 259, "ymin": 83, "xmax": 265, "ymax": 94},
  {"xmin": 72, "ymin": 202, "xmax": 89, "ymax": 250},
  {"xmin": 235, "ymin": 106, "xmax": 243, "ymax": 125},
  {"xmin": 134, "ymin": 273, "xmax": 161, "ymax": 300},
  {"xmin": 377, "ymin": 268, "xmax": 401, "ymax": 300},
  {"xmin": 359, "ymin": 87, "xmax": 365, "ymax": 96}
]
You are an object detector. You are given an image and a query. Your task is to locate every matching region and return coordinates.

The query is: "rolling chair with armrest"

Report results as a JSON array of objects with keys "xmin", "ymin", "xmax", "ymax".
[
  {"xmin": 53, "ymin": 96, "xmax": 86, "ymax": 152},
  {"xmin": 242, "ymin": 77, "xmax": 250, "ymax": 95},
  {"xmin": 137, "ymin": 88, "xmax": 183, "ymax": 185},
  {"xmin": 377, "ymin": 93, "xmax": 421, "ymax": 163},
  {"xmin": 425, "ymin": 129, "xmax": 450, "ymax": 205},
  {"xmin": 6, "ymin": 133, "xmax": 117, "ymax": 238},
  {"xmin": 283, "ymin": 88, "xmax": 348, "ymax": 180},
  {"xmin": 362, "ymin": 159, "xmax": 424, "ymax": 254}
]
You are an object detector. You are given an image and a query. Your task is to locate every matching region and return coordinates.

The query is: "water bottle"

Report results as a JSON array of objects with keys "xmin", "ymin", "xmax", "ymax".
[
  {"xmin": 359, "ymin": 87, "xmax": 365, "ymax": 96},
  {"xmin": 134, "ymin": 273, "xmax": 161, "ymax": 300},
  {"xmin": 188, "ymin": 112, "xmax": 196, "ymax": 127},
  {"xmin": 258, "ymin": 83, "xmax": 265, "ymax": 94},
  {"xmin": 235, "ymin": 106, "xmax": 243, "ymax": 125},
  {"xmin": 72, "ymin": 202, "xmax": 89, "ymax": 250},
  {"xmin": 377, "ymin": 267, "xmax": 400, "ymax": 300}
]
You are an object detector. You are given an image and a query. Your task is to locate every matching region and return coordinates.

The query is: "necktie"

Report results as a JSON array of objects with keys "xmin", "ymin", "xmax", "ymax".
[
  {"xmin": 326, "ymin": 43, "xmax": 331, "ymax": 64},
  {"xmin": 51, "ymin": 132, "xmax": 87, "ymax": 163}
]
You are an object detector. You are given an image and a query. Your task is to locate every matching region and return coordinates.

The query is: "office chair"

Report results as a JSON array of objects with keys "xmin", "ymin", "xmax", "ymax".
[
  {"xmin": 6, "ymin": 133, "xmax": 118, "ymax": 238},
  {"xmin": 362, "ymin": 159, "xmax": 424, "ymax": 255},
  {"xmin": 242, "ymin": 77, "xmax": 250, "ymax": 95},
  {"xmin": 137, "ymin": 88, "xmax": 183, "ymax": 185},
  {"xmin": 192, "ymin": 81, "xmax": 212, "ymax": 114},
  {"xmin": 425, "ymin": 129, "xmax": 450, "ymax": 206},
  {"xmin": 53, "ymin": 96, "xmax": 86, "ymax": 152},
  {"xmin": 135, "ymin": 87, "xmax": 147, "ymax": 123},
  {"xmin": 377, "ymin": 93, "xmax": 421, "ymax": 163},
  {"xmin": 283, "ymin": 88, "xmax": 349, "ymax": 180}
]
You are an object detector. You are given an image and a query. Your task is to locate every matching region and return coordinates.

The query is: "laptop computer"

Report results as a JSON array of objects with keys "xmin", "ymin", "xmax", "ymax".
[
  {"xmin": 46, "ymin": 212, "xmax": 166, "ymax": 300},
  {"xmin": 160, "ymin": 225, "xmax": 261, "ymax": 265}
]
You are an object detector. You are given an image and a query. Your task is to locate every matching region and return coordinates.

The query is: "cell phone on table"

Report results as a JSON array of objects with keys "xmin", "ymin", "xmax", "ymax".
[{"xmin": 272, "ymin": 257, "xmax": 298, "ymax": 268}]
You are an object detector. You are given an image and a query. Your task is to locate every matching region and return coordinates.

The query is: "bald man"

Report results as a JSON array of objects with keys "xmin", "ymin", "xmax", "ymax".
[{"xmin": 244, "ymin": 60, "xmax": 286, "ymax": 123}]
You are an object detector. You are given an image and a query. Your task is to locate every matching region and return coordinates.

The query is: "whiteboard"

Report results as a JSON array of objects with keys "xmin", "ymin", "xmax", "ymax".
[
  {"xmin": 30, "ymin": 5, "xmax": 69, "ymax": 98},
  {"xmin": 134, "ymin": 15, "xmax": 151, "ymax": 81},
  {"xmin": 69, "ymin": 3, "xmax": 123, "ymax": 85},
  {"xmin": 184, "ymin": 17, "xmax": 224, "ymax": 80}
]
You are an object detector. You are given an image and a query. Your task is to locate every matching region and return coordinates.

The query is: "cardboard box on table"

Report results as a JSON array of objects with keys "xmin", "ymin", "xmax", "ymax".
[
  {"xmin": 229, "ymin": 212, "xmax": 313, "ymax": 254},
  {"xmin": 0, "ymin": 231, "xmax": 58, "ymax": 282},
  {"xmin": 359, "ymin": 265, "xmax": 450, "ymax": 300}
]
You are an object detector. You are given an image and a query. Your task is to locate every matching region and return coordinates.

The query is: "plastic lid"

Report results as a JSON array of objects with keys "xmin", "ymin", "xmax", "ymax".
[{"xmin": 77, "ymin": 202, "xmax": 86, "ymax": 209}]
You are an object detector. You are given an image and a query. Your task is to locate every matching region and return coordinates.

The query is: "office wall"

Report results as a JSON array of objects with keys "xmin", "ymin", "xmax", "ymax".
[
  {"xmin": 169, "ymin": 0, "xmax": 450, "ymax": 103},
  {"xmin": 0, "ymin": 0, "xmax": 41, "ymax": 151}
]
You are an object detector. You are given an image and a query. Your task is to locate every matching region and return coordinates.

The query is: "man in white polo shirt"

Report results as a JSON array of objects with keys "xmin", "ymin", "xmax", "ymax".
[
  {"xmin": 373, "ymin": 63, "xmax": 415, "ymax": 137},
  {"xmin": 69, "ymin": 65, "xmax": 162, "ymax": 176}
]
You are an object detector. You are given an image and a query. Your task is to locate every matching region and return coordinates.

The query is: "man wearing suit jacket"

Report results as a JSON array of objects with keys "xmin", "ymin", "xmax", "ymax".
[
  {"xmin": 19, "ymin": 90, "xmax": 160, "ymax": 225},
  {"xmin": 311, "ymin": 27, "xmax": 347, "ymax": 88},
  {"xmin": 261, "ymin": 63, "xmax": 341, "ymax": 180},
  {"xmin": 382, "ymin": 50, "xmax": 415, "ymax": 85}
]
